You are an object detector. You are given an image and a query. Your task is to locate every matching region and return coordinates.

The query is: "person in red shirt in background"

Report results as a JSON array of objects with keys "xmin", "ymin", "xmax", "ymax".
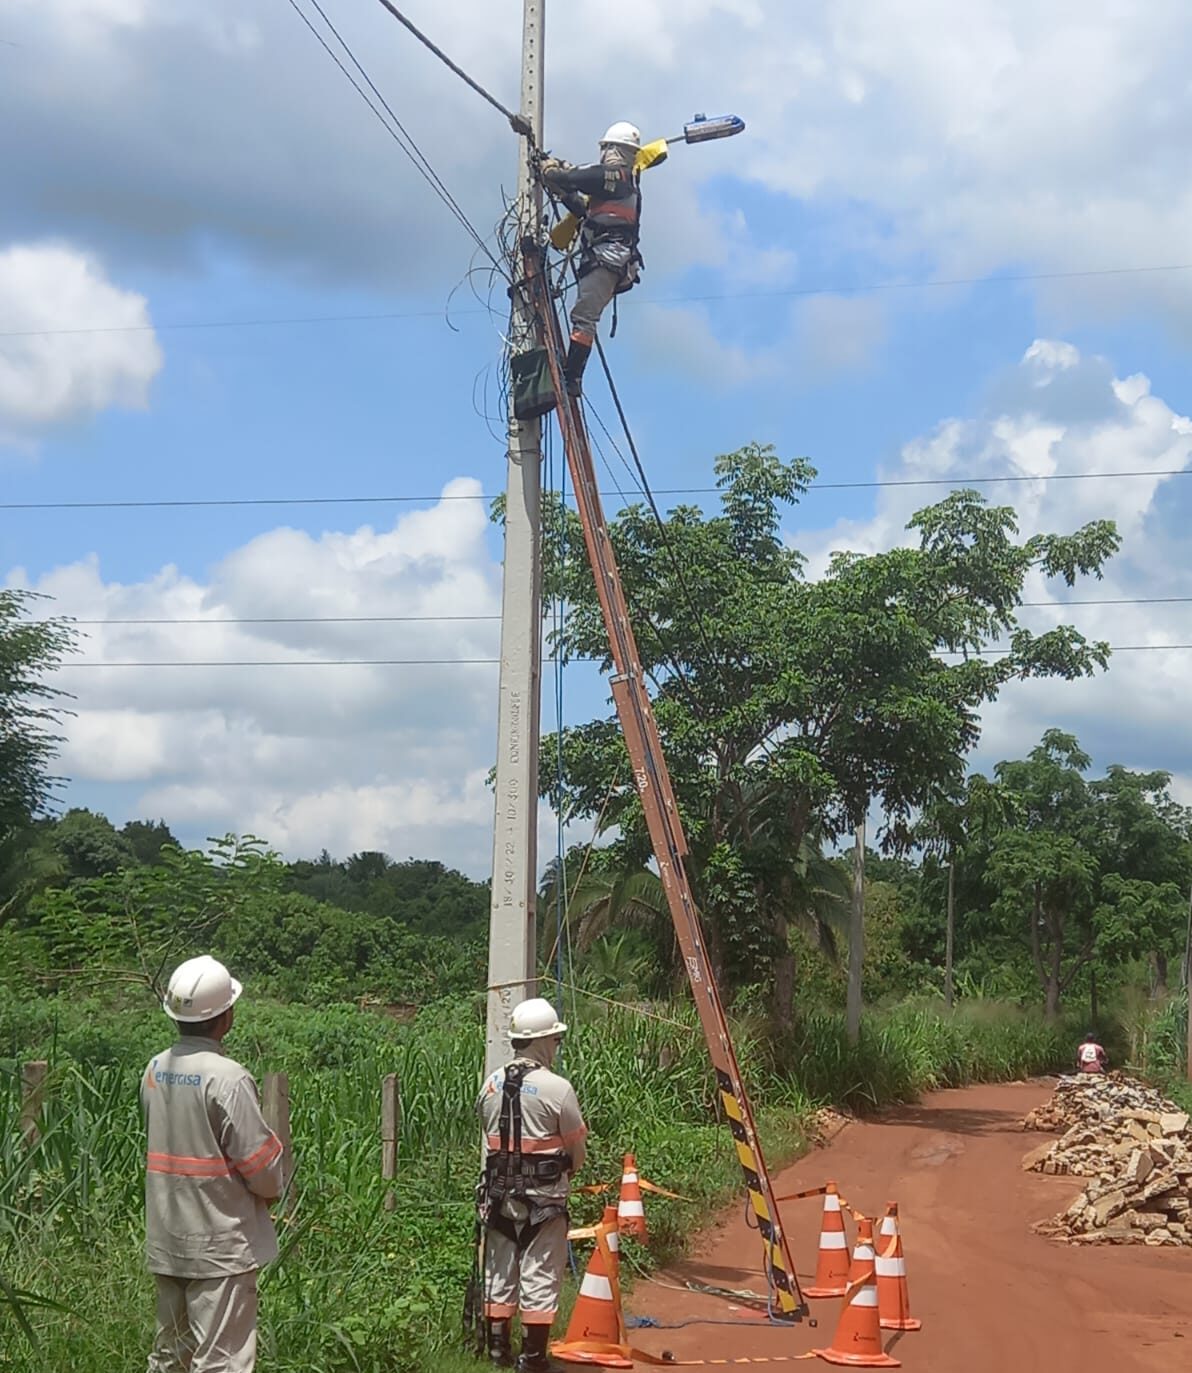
[{"xmin": 1076, "ymin": 1033, "xmax": 1108, "ymax": 1074}]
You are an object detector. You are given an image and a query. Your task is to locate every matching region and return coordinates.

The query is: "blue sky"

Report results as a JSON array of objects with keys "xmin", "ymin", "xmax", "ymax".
[{"xmin": 5, "ymin": 1, "xmax": 1192, "ymax": 875}]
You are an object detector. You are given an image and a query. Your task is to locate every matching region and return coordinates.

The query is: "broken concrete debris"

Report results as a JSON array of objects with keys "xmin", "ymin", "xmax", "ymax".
[{"xmin": 1023, "ymin": 1074, "xmax": 1192, "ymax": 1246}]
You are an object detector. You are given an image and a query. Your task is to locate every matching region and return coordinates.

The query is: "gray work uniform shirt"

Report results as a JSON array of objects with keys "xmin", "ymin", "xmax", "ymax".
[
  {"xmin": 141, "ymin": 1036, "xmax": 284, "ymax": 1278},
  {"xmin": 477, "ymin": 1057, "xmax": 587, "ymax": 1205}
]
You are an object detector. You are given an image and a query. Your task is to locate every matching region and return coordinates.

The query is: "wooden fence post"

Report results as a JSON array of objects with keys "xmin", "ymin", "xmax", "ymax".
[
  {"xmin": 20, "ymin": 1060, "xmax": 48, "ymax": 1149},
  {"xmin": 262, "ymin": 1072, "xmax": 294, "ymax": 1209},
  {"xmin": 381, "ymin": 1073, "xmax": 400, "ymax": 1212}
]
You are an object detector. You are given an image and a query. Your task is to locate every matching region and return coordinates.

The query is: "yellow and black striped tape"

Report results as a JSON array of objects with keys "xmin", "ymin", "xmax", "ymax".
[{"xmin": 715, "ymin": 1069, "xmax": 799, "ymax": 1317}]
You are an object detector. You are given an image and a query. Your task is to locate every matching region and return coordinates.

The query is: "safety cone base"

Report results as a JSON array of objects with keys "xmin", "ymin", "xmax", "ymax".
[
  {"xmin": 804, "ymin": 1282, "xmax": 849, "ymax": 1299},
  {"xmin": 552, "ymin": 1339, "xmax": 633, "ymax": 1368},
  {"xmin": 810, "ymin": 1347, "xmax": 899, "ymax": 1368},
  {"xmin": 879, "ymin": 1316, "xmax": 921, "ymax": 1332}
]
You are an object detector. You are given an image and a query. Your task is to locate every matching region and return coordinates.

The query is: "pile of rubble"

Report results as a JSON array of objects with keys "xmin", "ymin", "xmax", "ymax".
[{"xmin": 1023, "ymin": 1074, "xmax": 1192, "ymax": 1246}]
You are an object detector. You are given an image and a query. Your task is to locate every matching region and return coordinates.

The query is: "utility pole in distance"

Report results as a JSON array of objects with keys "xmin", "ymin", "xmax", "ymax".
[
  {"xmin": 847, "ymin": 819, "xmax": 865, "ymax": 1045},
  {"xmin": 486, "ymin": 0, "xmax": 545, "ymax": 1079}
]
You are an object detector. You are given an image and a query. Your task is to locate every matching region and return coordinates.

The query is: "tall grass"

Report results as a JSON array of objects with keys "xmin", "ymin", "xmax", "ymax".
[
  {"xmin": 779, "ymin": 1001, "xmax": 1071, "ymax": 1112},
  {"xmin": 1122, "ymin": 990, "xmax": 1191, "ymax": 1112},
  {"xmin": 0, "ymin": 993, "xmax": 1067, "ymax": 1370}
]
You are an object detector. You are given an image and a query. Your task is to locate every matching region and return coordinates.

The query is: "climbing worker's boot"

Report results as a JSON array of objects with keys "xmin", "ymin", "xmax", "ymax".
[
  {"xmin": 486, "ymin": 1318, "xmax": 514, "ymax": 1368},
  {"xmin": 518, "ymin": 1322, "xmax": 563, "ymax": 1373},
  {"xmin": 563, "ymin": 337, "xmax": 592, "ymax": 398}
]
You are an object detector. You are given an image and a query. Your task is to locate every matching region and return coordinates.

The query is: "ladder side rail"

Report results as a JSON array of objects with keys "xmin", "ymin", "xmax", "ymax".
[{"xmin": 523, "ymin": 241, "xmax": 805, "ymax": 1318}]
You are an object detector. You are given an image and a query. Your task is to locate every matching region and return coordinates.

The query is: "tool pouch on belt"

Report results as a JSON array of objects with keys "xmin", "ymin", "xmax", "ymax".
[{"xmin": 511, "ymin": 346, "xmax": 558, "ymax": 421}]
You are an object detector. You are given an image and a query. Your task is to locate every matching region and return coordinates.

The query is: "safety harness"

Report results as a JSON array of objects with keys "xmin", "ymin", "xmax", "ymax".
[
  {"xmin": 481, "ymin": 1058, "xmax": 570, "ymax": 1246},
  {"xmin": 580, "ymin": 165, "xmax": 644, "ymax": 298}
]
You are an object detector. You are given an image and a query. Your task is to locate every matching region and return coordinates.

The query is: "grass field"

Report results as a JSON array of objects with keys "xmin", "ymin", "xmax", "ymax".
[{"xmin": 0, "ymin": 991, "xmax": 1071, "ymax": 1371}]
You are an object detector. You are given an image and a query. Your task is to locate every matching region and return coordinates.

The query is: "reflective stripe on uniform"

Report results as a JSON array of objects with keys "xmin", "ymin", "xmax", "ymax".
[
  {"xmin": 236, "ymin": 1135, "xmax": 283, "ymax": 1178},
  {"xmin": 147, "ymin": 1153, "xmax": 233, "ymax": 1178},
  {"xmin": 485, "ymin": 1133, "xmax": 568, "ymax": 1154}
]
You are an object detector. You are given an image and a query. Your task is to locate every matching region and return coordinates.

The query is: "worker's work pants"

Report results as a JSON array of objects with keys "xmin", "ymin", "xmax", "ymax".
[
  {"xmin": 570, "ymin": 266, "xmax": 621, "ymax": 341},
  {"xmin": 484, "ymin": 1212, "xmax": 568, "ymax": 1325},
  {"xmin": 148, "ymin": 1270, "xmax": 258, "ymax": 1373}
]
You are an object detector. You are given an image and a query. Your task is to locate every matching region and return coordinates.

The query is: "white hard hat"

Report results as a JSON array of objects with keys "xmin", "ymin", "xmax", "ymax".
[
  {"xmin": 600, "ymin": 121, "xmax": 641, "ymax": 150},
  {"xmin": 163, "ymin": 955, "xmax": 242, "ymax": 1023},
  {"xmin": 509, "ymin": 997, "xmax": 568, "ymax": 1041}
]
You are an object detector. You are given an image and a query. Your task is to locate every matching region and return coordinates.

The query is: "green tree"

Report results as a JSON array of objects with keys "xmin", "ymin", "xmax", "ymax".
[
  {"xmin": 287, "ymin": 852, "xmax": 490, "ymax": 940},
  {"xmin": 53, "ymin": 807, "xmax": 136, "ymax": 879},
  {"xmin": 914, "ymin": 775, "xmax": 1015, "ymax": 1004},
  {"xmin": 32, "ymin": 835, "xmax": 282, "ymax": 997},
  {"xmin": 544, "ymin": 442, "xmax": 1119, "ymax": 1026},
  {"xmin": 985, "ymin": 732, "xmax": 1100, "ymax": 1019},
  {"xmin": 1088, "ymin": 765, "xmax": 1192, "ymax": 993},
  {"xmin": 121, "ymin": 817, "xmax": 181, "ymax": 866},
  {"xmin": 0, "ymin": 590, "xmax": 77, "ymax": 907}
]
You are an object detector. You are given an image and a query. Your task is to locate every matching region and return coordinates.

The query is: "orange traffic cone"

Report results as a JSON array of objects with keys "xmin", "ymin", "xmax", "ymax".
[
  {"xmin": 876, "ymin": 1203, "xmax": 920, "ymax": 1332},
  {"xmin": 552, "ymin": 1213, "xmax": 633, "ymax": 1368},
  {"xmin": 804, "ymin": 1182, "xmax": 850, "ymax": 1298},
  {"xmin": 617, "ymin": 1153, "xmax": 647, "ymax": 1240},
  {"xmin": 809, "ymin": 1216, "xmax": 899, "ymax": 1368}
]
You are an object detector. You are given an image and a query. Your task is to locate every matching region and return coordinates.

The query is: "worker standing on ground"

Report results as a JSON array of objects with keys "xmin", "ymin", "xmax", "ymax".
[
  {"xmin": 477, "ymin": 997, "xmax": 587, "ymax": 1371},
  {"xmin": 541, "ymin": 122, "xmax": 643, "ymax": 397},
  {"xmin": 1076, "ymin": 1031, "xmax": 1108, "ymax": 1075},
  {"xmin": 142, "ymin": 955, "xmax": 284, "ymax": 1373}
]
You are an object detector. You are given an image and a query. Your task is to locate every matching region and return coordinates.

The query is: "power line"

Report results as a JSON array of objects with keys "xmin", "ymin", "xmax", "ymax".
[
  {"xmin": 371, "ymin": 0, "xmax": 526, "ymax": 134},
  {"xmin": 940, "ymin": 644, "xmax": 1192, "ymax": 656},
  {"xmin": 676, "ymin": 261, "xmax": 1192, "ymax": 305},
  {"xmin": 53, "ymin": 658, "xmax": 500, "ymax": 668},
  {"xmin": 40, "ymin": 614, "xmax": 500, "ymax": 626},
  {"xmin": 1020, "ymin": 596, "xmax": 1192, "ymax": 608},
  {"xmin": 44, "ymin": 643, "xmax": 1192, "ymax": 669},
  {"xmin": 7, "ymin": 468, "xmax": 1190, "ymax": 512},
  {"xmin": 28, "ymin": 598, "xmax": 1192, "ymax": 630},
  {"xmin": 284, "ymin": 0, "xmax": 500, "ymax": 272},
  {"xmin": 9, "ymin": 262, "xmax": 1192, "ymax": 340},
  {"xmin": 0, "ymin": 308, "xmax": 450, "ymax": 339}
]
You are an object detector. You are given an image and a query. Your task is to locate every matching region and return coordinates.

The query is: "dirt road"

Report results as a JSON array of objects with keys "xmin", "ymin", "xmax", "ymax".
[{"xmin": 627, "ymin": 1081, "xmax": 1192, "ymax": 1371}]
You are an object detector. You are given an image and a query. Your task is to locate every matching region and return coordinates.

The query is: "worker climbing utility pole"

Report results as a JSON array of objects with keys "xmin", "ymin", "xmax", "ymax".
[{"xmin": 486, "ymin": 0, "xmax": 545, "ymax": 1079}]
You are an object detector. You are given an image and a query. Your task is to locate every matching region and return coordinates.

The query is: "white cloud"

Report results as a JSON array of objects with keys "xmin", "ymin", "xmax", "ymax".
[
  {"xmin": 794, "ymin": 338, "xmax": 1192, "ymax": 778},
  {"xmin": 9, "ymin": 1, "xmax": 1188, "ymax": 380},
  {"xmin": 0, "ymin": 242, "xmax": 162, "ymax": 443},
  {"xmin": 7, "ymin": 480, "xmax": 532, "ymax": 873}
]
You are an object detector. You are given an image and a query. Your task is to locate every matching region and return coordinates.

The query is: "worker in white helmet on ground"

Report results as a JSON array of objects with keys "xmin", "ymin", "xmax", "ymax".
[
  {"xmin": 540, "ymin": 122, "xmax": 643, "ymax": 397},
  {"xmin": 476, "ymin": 997, "xmax": 588, "ymax": 1371},
  {"xmin": 142, "ymin": 955, "xmax": 284, "ymax": 1373}
]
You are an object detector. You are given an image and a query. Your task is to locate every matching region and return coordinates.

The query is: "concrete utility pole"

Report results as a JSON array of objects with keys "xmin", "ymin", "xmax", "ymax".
[
  {"xmin": 1184, "ymin": 883, "xmax": 1192, "ymax": 1084},
  {"xmin": 945, "ymin": 851, "xmax": 956, "ymax": 1011},
  {"xmin": 485, "ymin": 0, "xmax": 545, "ymax": 1079},
  {"xmin": 847, "ymin": 820, "xmax": 865, "ymax": 1046}
]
